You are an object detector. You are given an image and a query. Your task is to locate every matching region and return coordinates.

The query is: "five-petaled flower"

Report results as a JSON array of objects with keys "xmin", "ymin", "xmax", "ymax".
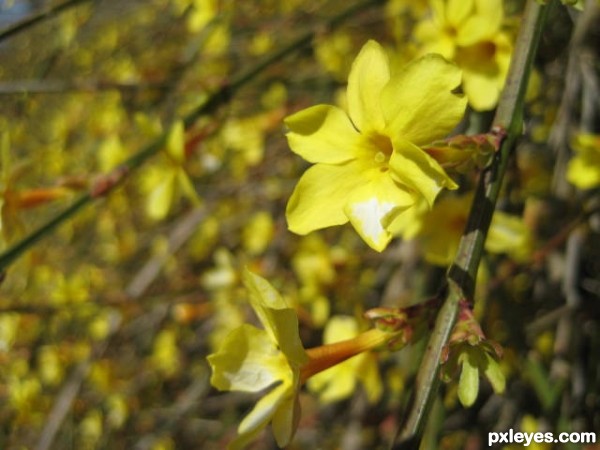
[
  {"xmin": 208, "ymin": 269, "xmax": 397, "ymax": 449},
  {"xmin": 207, "ymin": 270, "xmax": 308, "ymax": 449},
  {"xmin": 284, "ymin": 40, "xmax": 466, "ymax": 251}
]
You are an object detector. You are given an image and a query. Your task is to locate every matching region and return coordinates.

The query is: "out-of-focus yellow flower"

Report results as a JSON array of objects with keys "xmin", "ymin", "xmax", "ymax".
[
  {"xmin": 292, "ymin": 234, "xmax": 336, "ymax": 326},
  {"xmin": 314, "ymin": 31, "xmax": 354, "ymax": 81},
  {"xmin": 249, "ymin": 31, "xmax": 274, "ymax": 56},
  {"xmin": 307, "ymin": 316, "xmax": 383, "ymax": 404},
  {"xmin": 151, "ymin": 329, "xmax": 181, "ymax": 378},
  {"xmin": 415, "ymin": 0, "xmax": 513, "ymax": 111},
  {"xmin": 38, "ymin": 345, "xmax": 64, "ymax": 386},
  {"xmin": 567, "ymin": 133, "xmax": 600, "ymax": 189},
  {"xmin": 184, "ymin": 0, "xmax": 218, "ymax": 33},
  {"xmin": 386, "ymin": 0, "xmax": 430, "ymax": 19},
  {"xmin": 285, "ymin": 40, "xmax": 465, "ymax": 251},
  {"xmin": 97, "ymin": 134, "xmax": 126, "ymax": 172},
  {"xmin": 486, "ymin": 212, "xmax": 533, "ymax": 262},
  {"xmin": 106, "ymin": 394, "xmax": 129, "ymax": 429},
  {"xmin": 401, "ymin": 194, "xmax": 533, "ymax": 266},
  {"xmin": 502, "ymin": 415, "xmax": 552, "ymax": 450},
  {"xmin": 142, "ymin": 121, "xmax": 200, "ymax": 220},
  {"xmin": 386, "ymin": 0, "xmax": 430, "ymax": 51},
  {"xmin": 242, "ymin": 211, "xmax": 275, "ymax": 256},
  {"xmin": 222, "ymin": 109, "xmax": 285, "ymax": 178}
]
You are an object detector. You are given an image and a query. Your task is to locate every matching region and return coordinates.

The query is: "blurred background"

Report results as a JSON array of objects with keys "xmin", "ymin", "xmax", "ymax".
[{"xmin": 0, "ymin": 0, "xmax": 599, "ymax": 449}]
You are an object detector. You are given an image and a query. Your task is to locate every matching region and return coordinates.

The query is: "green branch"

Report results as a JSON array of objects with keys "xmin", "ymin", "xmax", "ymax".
[
  {"xmin": 0, "ymin": 0, "xmax": 384, "ymax": 274},
  {"xmin": 0, "ymin": 0, "xmax": 93, "ymax": 44},
  {"xmin": 391, "ymin": 1, "xmax": 553, "ymax": 448}
]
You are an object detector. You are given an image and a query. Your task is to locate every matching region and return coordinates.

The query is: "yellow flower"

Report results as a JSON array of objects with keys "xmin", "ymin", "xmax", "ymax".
[
  {"xmin": 285, "ymin": 40, "xmax": 465, "ymax": 251},
  {"xmin": 394, "ymin": 194, "xmax": 533, "ymax": 266},
  {"xmin": 207, "ymin": 270, "xmax": 308, "ymax": 449},
  {"xmin": 208, "ymin": 270, "xmax": 398, "ymax": 449},
  {"xmin": 307, "ymin": 316, "xmax": 383, "ymax": 404},
  {"xmin": 567, "ymin": 133, "xmax": 600, "ymax": 190},
  {"xmin": 142, "ymin": 121, "xmax": 200, "ymax": 221},
  {"xmin": 415, "ymin": 0, "xmax": 513, "ymax": 111}
]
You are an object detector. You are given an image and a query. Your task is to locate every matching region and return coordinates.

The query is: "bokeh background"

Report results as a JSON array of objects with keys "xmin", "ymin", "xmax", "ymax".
[{"xmin": 0, "ymin": 0, "xmax": 599, "ymax": 449}]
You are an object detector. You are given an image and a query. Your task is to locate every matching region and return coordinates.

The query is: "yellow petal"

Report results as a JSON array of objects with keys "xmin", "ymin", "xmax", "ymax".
[
  {"xmin": 415, "ymin": 22, "xmax": 456, "ymax": 60},
  {"xmin": 285, "ymin": 105, "xmax": 362, "ymax": 164},
  {"xmin": 165, "ymin": 120, "xmax": 185, "ymax": 164},
  {"xmin": 286, "ymin": 161, "xmax": 365, "ymax": 235},
  {"xmin": 567, "ymin": 154, "xmax": 600, "ymax": 189},
  {"xmin": 356, "ymin": 352, "xmax": 383, "ymax": 404},
  {"xmin": 343, "ymin": 171, "xmax": 413, "ymax": 251},
  {"xmin": 310, "ymin": 363, "xmax": 356, "ymax": 403},
  {"xmin": 384, "ymin": 196, "xmax": 428, "ymax": 239},
  {"xmin": 243, "ymin": 270, "xmax": 308, "ymax": 366},
  {"xmin": 176, "ymin": 169, "xmax": 200, "ymax": 205},
  {"xmin": 431, "ymin": 0, "xmax": 446, "ymax": 25},
  {"xmin": 456, "ymin": 0, "xmax": 503, "ymax": 44},
  {"xmin": 271, "ymin": 390, "xmax": 300, "ymax": 447},
  {"xmin": 567, "ymin": 134, "xmax": 600, "ymax": 189},
  {"xmin": 446, "ymin": 0, "xmax": 473, "ymax": 27},
  {"xmin": 146, "ymin": 171, "xmax": 175, "ymax": 220},
  {"xmin": 389, "ymin": 138, "xmax": 457, "ymax": 207},
  {"xmin": 487, "ymin": 212, "xmax": 532, "ymax": 261},
  {"xmin": 382, "ymin": 54, "xmax": 467, "ymax": 145},
  {"xmin": 474, "ymin": 0, "xmax": 504, "ymax": 28},
  {"xmin": 462, "ymin": 69, "xmax": 501, "ymax": 111},
  {"xmin": 207, "ymin": 324, "xmax": 289, "ymax": 392},
  {"xmin": 346, "ymin": 40, "xmax": 390, "ymax": 132},
  {"xmin": 232, "ymin": 382, "xmax": 293, "ymax": 450}
]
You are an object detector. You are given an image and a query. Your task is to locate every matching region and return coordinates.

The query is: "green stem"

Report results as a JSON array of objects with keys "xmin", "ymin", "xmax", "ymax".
[
  {"xmin": 0, "ymin": 0, "xmax": 384, "ymax": 274},
  {"xmin": 392, "ymin": 1, "xmax": 552, "ymax": 448}
]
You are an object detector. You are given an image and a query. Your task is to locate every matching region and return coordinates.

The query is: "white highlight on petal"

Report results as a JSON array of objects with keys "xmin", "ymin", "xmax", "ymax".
[{"xmin": 346, "ymin": 197, "xmax": 396, "ymax": 251}]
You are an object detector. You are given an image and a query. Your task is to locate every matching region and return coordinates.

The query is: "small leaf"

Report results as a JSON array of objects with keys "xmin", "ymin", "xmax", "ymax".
[
  {"xmin": 458, "ymin": 353, "xmax": 479, "ymax": 407},
  {"xmin": 176, "ymin": 169, "xmax": 200, "ymax": 206},
  {"xmin": 483, "ymin": 353, "xmax": 506, "ymax": 394}
]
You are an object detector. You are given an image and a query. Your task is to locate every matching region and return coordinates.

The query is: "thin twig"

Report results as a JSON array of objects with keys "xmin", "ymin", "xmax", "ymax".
[
  {"xmin": 0, "ymin": 0, "xmax": 92, "ymax": 44},
  {"xmin": 0, "ymin": 80, "xmax": 170, "ymax": 95},
  {"xmin": 126, "ymin": 206, "xmax": 207, "ymax": 299}
]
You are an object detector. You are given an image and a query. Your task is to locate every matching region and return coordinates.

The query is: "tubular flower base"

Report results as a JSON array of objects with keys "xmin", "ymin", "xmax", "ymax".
[
  {"xmin": 284, "ymin": 40, "xmax": 466, "ymax": 251},
  {"xmin": 306, "ymin": 316, "xmax": 383, "ymax": 404},
  {"xmin": 207, "ymin": 269, "xmax": 398, "ymax": 449}
]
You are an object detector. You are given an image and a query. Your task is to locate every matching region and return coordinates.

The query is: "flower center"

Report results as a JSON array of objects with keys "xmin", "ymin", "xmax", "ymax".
[
  {"xmin": 455, "ymin": 41, "xmax": 498, "ymax": 71},
  {"xmin": 367, "ymin": 133, "xmax": 393, "ymax": 171}
]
